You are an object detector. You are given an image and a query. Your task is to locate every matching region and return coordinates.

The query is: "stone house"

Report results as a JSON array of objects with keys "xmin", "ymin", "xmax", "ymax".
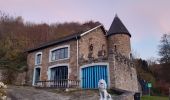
[{"xmin": 27, "ymin": 15, "xmax": 139, "ymax": 92}]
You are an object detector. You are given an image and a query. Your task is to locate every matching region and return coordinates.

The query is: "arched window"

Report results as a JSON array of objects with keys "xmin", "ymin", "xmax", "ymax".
[
  {"xmin": 35, "ymin": 52, "xmax": 42, "ymax": 65},
  {"xmin": 49, "ymin": 45, "xmax": 70, "ymax": 62}
]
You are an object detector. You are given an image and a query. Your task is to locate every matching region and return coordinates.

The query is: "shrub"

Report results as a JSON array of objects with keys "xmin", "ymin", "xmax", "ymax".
[{"xmin": 0, "ymin": 82, "xmax": 7, "ymax": 100}]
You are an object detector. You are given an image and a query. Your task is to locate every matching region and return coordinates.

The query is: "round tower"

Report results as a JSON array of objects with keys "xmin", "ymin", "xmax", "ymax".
[{"xmin": 107, "ymin": 15, "xmax": 131, "ymax": 58}]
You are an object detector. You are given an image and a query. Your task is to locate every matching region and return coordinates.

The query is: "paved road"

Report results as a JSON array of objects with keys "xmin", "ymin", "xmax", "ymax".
[{"xmin": 6, "ymin": 86, "xmax": 99, "ymax": 100}]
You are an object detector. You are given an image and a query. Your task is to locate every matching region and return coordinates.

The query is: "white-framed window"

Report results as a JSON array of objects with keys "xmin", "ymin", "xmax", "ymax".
[
  {"xmin": 32, "ymin": 66, "xmax": 41, "ymax": 86},
  {"xmin": 49, "ymin": 45, "xmax": 70, "ymax": 62},
  {"xmin": 35, "ymin": 52, "xmax": 42, "ymax": 65}
]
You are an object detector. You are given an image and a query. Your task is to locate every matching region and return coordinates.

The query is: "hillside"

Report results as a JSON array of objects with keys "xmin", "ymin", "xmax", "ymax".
[{"xmin": 0, "ymin": 11, "xmax": 101, "ymax": 83}]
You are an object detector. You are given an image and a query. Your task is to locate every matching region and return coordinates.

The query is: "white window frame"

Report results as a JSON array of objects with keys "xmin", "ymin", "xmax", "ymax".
[
  {"xmin": 47, "ymin": 63, "xmax": 69, "ymax": 80},
  {"xmin": 35, "ymin": 52, "xmax": 42, "ymax": 65},
  {"xmin": 32, "ymin": 66, "xmax": 41, "ymax": 86},
  {"xmin": 49, "ymin": 45, "xmax": 70, "ymax": 62}
]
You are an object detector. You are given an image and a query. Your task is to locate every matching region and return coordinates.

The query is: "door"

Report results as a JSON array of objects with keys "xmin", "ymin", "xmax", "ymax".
[
  {"xmin": 35, "ymin": 68, "xmax": 40, "ymax": 81},
  {"xmin": 34, "ymin": 67, "xmax": 41, "ymax": 85},
  {"xmin": 81, "ymin": 65, "xmax": 108, "ymax": 89}
]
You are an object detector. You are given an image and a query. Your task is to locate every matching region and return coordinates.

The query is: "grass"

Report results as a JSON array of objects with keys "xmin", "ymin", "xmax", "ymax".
[{"xmin": 141, "ymin": 95, "xmax": 169, "ymax": 100}]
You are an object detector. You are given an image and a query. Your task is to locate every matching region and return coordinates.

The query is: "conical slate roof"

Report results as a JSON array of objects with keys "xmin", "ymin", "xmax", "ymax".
[{"xmin": 107, "ymin": 15, "xmax": 131, "ymax": 37}]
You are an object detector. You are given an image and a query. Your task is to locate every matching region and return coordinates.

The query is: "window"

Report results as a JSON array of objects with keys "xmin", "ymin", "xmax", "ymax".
[
  {"xmin": 50, "ymin": 45, "xmax": 69, "ymax": 62},
  {"xmin": 50, "ymin": 66, "xmax": 68, "ymax": 80},
  {"xmin": 37, "ymin": 54, "xmax": 41, "ymax": 64},
  {"xmin": 35, "ymin": 52, "xmax": 42, "ymax": 65}
]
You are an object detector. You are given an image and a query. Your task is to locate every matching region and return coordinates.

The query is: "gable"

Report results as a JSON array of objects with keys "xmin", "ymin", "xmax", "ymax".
[
  {"xmin": 80, "ymin": 25, "xmax": 106, "ymax": 37},
  {"xmin": 79, "ymin": 25, "xmax": 108, "ymax": 60}
]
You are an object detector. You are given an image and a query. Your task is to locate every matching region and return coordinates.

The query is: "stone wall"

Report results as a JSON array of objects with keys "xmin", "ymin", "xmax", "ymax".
[
  {"xmin": 108, "ymin": 34, "xmax": 131, "ymax": 58},
  {"xmin": 27, "ymin": 40, "xmax": 78, "ymax": 85},
  {"xmin": 14, "ymin": 72, "xmax": 27, "ymax": 85},
  {"xmin": 109, "ymin": 52, "xmax": 139, "ymax": 92},
  {"xmin": 0, "ymin": 68, "xmax": 27, "ymax": 85},
  {"xmin": 27, "ymin": 52, "xmax": 35, "ymax": 85},
  {"xmin": 78, "ymin": 27, "xmax": 107, "ymax": 62}
]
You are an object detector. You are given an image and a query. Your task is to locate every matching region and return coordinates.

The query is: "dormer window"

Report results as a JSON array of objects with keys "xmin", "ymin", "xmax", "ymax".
[
  {"xmin": 35, "ymin": 52, "xmax": 42, "ymax": 65},
  {"xmin": 49, "ymin": 45, "xmax": 70, "ymax": 62}
]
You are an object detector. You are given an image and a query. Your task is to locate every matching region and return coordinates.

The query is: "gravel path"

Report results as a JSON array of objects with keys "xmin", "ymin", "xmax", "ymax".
[{"xmin": 6, "ymin": 86, "xmax": 99, "ymax": 100}]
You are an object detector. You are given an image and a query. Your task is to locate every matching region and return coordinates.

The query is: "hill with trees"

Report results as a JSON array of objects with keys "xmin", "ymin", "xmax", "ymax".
[{"xmin": 0, "ymin": 11, "xmax": 100, "ymax": 83}]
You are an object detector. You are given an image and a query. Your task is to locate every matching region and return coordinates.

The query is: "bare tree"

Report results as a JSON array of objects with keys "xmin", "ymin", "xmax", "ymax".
[{"xmin": 158, "ymin": 34, "xmax": 170, "ymax": 64}]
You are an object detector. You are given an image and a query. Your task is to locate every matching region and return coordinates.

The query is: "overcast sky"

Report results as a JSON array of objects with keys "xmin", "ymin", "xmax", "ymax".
[{"xmin": 1, "ymin": 0, "xmax": 170, "ymax": 59}]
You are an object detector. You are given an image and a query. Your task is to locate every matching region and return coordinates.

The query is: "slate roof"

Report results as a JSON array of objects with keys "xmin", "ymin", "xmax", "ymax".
[
  {"xmin": 107, "ymin": 15, "xmax": 131, "ymax": 37},
  {"xmin": 26, "ymin": 25, "xmax": 105, "ymax": 53},
  {"xmin": 26, "ymin": 33, "xmax": 81, "ymax": 53}
]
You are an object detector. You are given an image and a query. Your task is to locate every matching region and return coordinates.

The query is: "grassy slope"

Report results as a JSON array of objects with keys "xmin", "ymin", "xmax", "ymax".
[{"xmin": 141, "ymin": 96, "xmax": 169, "ymax": 100}]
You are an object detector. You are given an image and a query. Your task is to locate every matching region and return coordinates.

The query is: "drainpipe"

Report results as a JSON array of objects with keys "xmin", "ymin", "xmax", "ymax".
[{"xmin": 76, "ymin": 36, "xmax": 79, "ymax": 80}]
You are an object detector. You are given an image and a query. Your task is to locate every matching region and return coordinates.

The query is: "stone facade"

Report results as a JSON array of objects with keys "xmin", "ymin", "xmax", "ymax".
[
  {"xmin": 77, "ymin": 27, "xmax": 138, "ymax": 92},
  {"xmin": 108, "ymin": 34, "xmax": 131, "ymax": 58},
  {"xmin": 79, "ymin": 28, "xmax": 108, "ymax": 61},
  {"xmin": 27, "ymin": 40, "xmax": 78, "ymax": 85},
  {"xmin": 108, "ymin": 52, "xmax": 138, "ymax": 92},
  {"xmin": 27, "ymin": 25, "xmax": 139, "ymax": 92}
]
